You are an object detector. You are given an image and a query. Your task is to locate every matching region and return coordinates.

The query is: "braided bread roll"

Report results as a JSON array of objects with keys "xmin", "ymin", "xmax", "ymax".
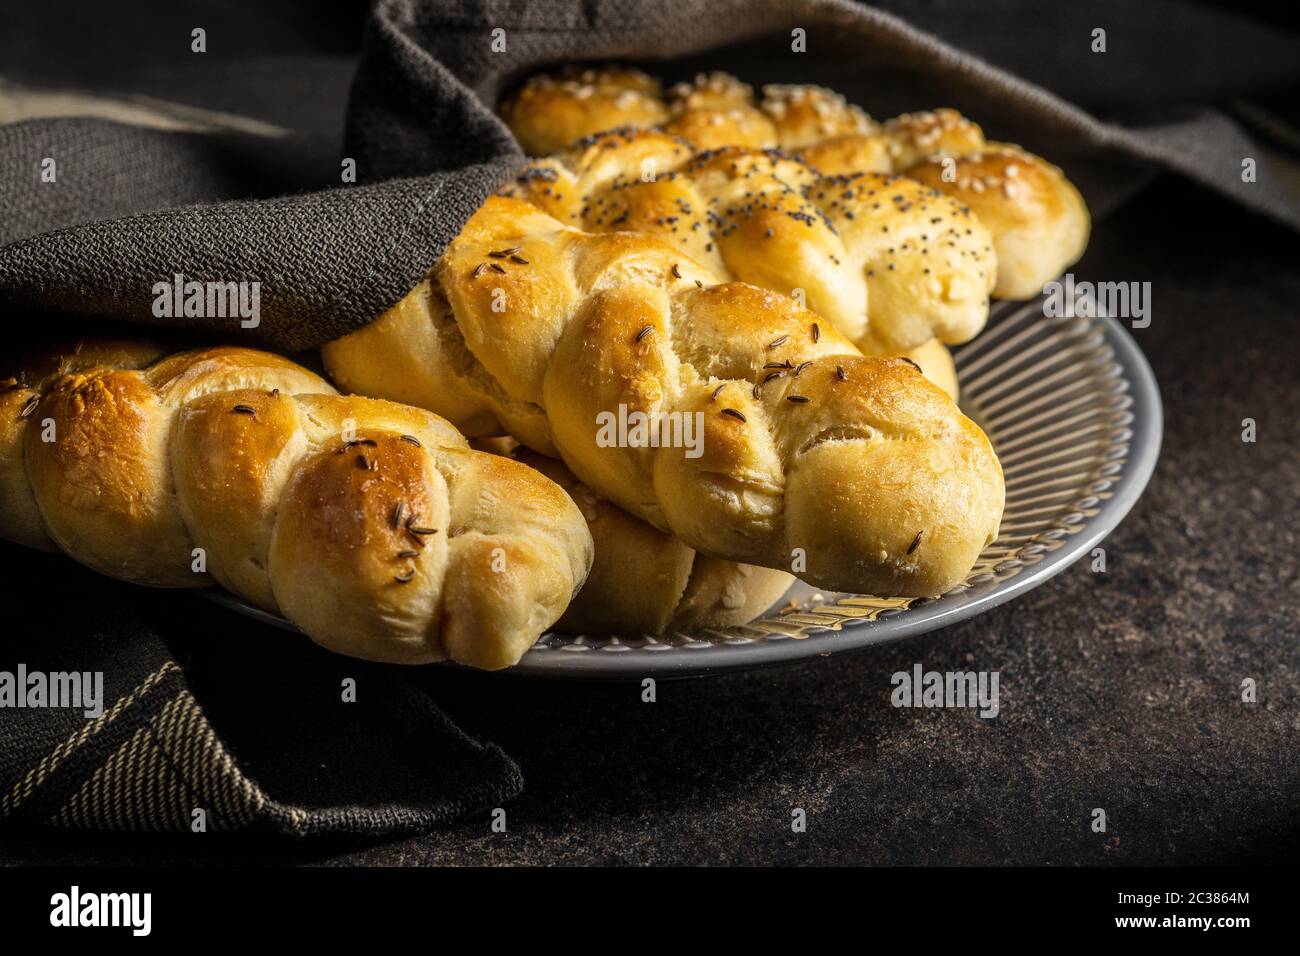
[
  {"xmin": 499, "ymin": 67, "xmax": 1089, "ymax": 299},
  {"xmin": 0, "ymin": 341, "xmax": 592, "ymax": 670},
  {"xmin": 324, "ymin": 196, "xmax": 1004, "ymax": 598},
  {"xmin": 501, "ymin": 128, "xmax": 996, "ymax": 357},
  {"xmin": 330, "ymin": 301, "xmax": 796, "ymax": 634}
]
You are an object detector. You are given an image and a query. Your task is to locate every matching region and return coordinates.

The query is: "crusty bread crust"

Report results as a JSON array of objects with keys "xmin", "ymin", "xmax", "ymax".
[
  {"xmin": 500, "ymin": 128, "xmax": 996, "ymax": 355},
  {"xmin": 499, "ymin": 67, "xmax": 1089, "ymax": 300},
  {"xmin": 326, "ymin": 196, "xmax": 1004, "ymax": 597},
  {"xmin": 1, "ymin": 343, "xmax": 593, "ymax": 669}
]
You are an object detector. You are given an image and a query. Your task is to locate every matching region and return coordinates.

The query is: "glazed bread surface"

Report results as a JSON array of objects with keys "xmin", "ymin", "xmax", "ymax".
[
  {"xmin": 0, "ymin": 342, "xmax": 593, "ymax": 669},
  {"xmin": 501, "ymin": 128, "xmax": 997, "ymax": 355},
  {"xmin": 499, "ymin": 65, "xmax": 670, "ymax": 157},
  {"xmin": 904, "ymin": 144, "xmax": 1090, "ymax": 299},
  {"xmin": 325, "ymin": 196, "xmax": 1004, "ymax": 598},
  {"xmin": 499, "ymin": 67, "xmax": 1089, "ymax": 299}
]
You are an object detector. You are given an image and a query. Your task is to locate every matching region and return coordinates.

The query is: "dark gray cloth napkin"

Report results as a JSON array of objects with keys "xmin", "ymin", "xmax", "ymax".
[
  {"xmin": 4, "ymin": 0, "xmax": 1299, "ymax": 351},
  {"xmin": 1, "ymin": 550, "xmax": 521, "ymax": 838},
  {"xmin": 1, "ymin": 0, "xmax": 1297, "ymax": 837}
]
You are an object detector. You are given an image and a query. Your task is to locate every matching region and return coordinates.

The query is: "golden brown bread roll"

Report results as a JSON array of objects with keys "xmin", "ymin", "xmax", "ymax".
[
  {"xmin": 500, "ymin": 128, "xmax": 996, "ymax": 356},
  {"xmin": 324, "ymin": 196, "xmax": 1004, "ymax": 598},
  {"xmin": 798, "ymin": 124, "xmax": 1088, "ymax": 299},
  {"xmin": 498, "ymin": 67, "xmax": 1089, "ymax": 299},
  {"xmin": 472, "ymin": 438, "xmax": 794, "ymax": 634},
  {"xmin": 499, "ymin": 65, "xmax": 669, "ymax": 157},
  {"xmin": 756, "ymin": 82, "xmax": 878, "ymax": 149},
  {"xmin": 0, "ymin": 341, "xmax": 593, "ymax": 669},
  {"xmin": 0, "ymin": 337, "xmax": 169, "ymax": 551},
  {"xmin": 904, "ymin": 144, "xmax": 1090, "ymax": 300},
  {"xmin": 662, "ymin": 72, "xmax": 780, "ymax": 148}
]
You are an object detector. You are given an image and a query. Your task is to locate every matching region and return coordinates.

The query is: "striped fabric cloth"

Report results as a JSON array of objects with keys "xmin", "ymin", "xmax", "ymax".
[{"xmin": 1, "ymin": 551, "xmax": 521, "ymax": 837}]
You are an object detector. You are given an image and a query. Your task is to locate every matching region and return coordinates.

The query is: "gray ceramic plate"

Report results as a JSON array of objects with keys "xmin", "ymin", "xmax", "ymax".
[{"xmin": 205, "ymin": 294, "xmax": 1161, "ymax": 679}]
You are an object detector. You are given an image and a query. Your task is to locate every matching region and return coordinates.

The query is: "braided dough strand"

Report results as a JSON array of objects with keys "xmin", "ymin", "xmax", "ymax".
[
  {"xmin": 0, "ymin": 343, "xmax": 592, "ymax": 669},
  {"xmin": 327, "ymin": 196, "xmax": 1004, "ymax": 597},
  {"xmin": 500, "ymin": 67, "xmax": 1089, "ymax": 300},
  {"xmin": 501, "ymin": 128, "xmax": 996, "ymax": 355}
]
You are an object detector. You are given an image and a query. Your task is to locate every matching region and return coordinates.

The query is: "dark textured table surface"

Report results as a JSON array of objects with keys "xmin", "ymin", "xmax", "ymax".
[{"xmin": 2, "ymin": 174, "xmax": 1296, "ymax": 866}]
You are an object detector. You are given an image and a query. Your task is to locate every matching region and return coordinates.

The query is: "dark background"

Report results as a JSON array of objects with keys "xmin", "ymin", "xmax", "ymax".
[{"xmin": 0, "ymin": 0, "xmax": 1297, "ymax": 865}]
